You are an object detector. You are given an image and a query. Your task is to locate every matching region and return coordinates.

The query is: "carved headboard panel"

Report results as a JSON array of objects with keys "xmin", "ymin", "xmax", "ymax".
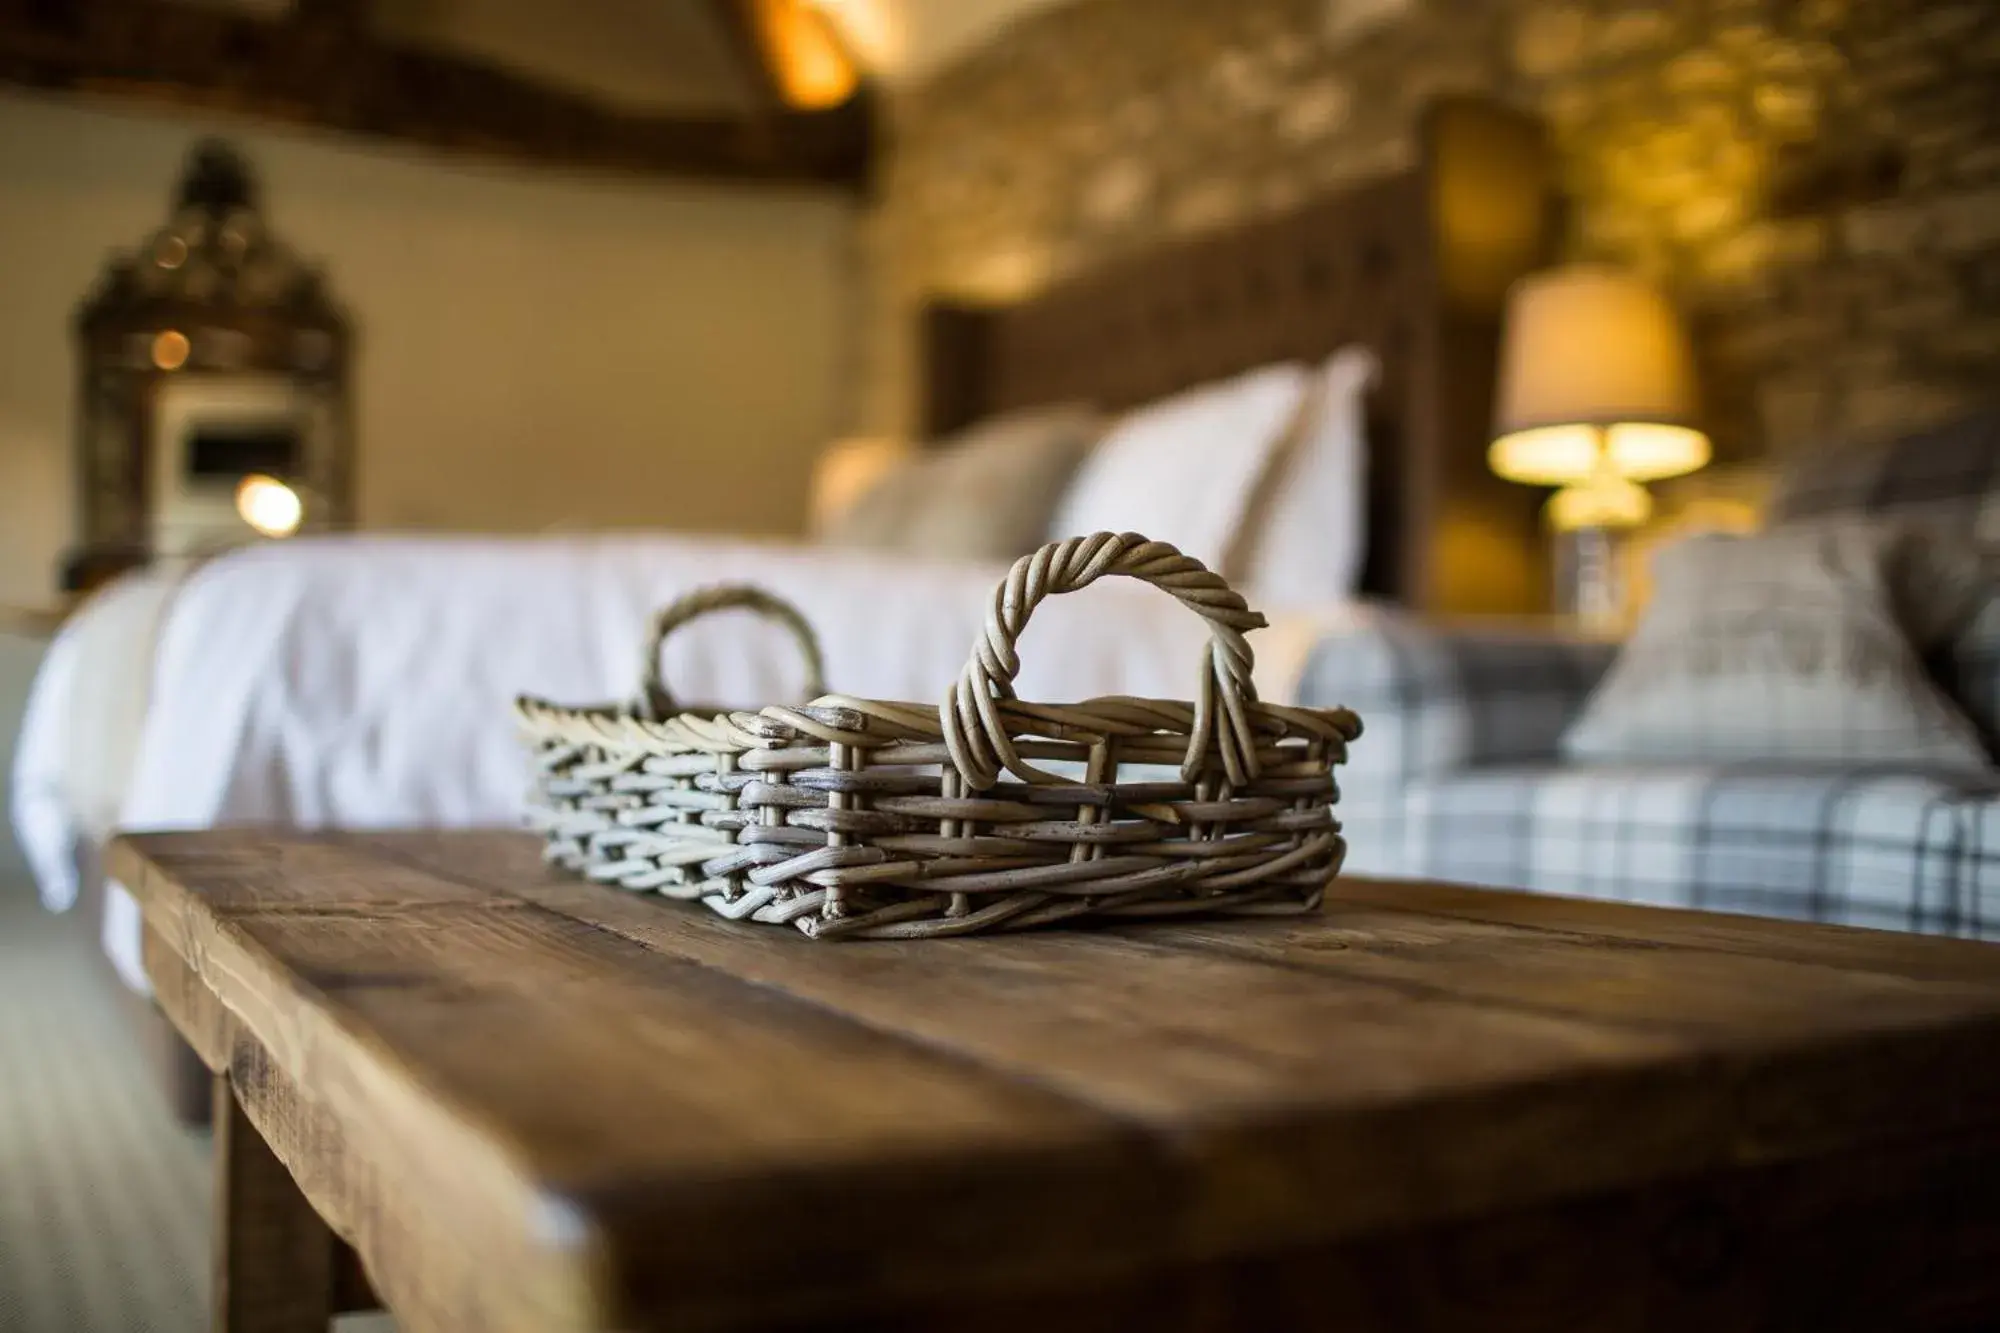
[{"xmin": 921, "ymin": 98, "xmax": 1557, "ymax": 614}]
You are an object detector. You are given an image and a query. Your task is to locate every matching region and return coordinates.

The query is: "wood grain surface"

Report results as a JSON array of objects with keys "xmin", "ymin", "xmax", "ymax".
[
  {"xmin": 210, "ymin": 1075, "xmax": 335, "ymax": 1333},
  {"xmin": 113, "ymin": 830, "xmax": 2000, "ymax": 1333}
]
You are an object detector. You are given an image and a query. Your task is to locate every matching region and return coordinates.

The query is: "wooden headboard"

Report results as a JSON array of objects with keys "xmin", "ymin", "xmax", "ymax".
[{"xmin": 920, "ymin": 98, "xmax": 1558, "ymax": 614}]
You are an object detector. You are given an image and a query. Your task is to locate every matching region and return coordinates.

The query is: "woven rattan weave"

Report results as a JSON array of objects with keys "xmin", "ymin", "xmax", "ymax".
[
  {"xmin": 517, "ymin": 532, "xmax": 1362, "ymax": 939},
  {"xmin": 519, "ymin": 582, "xmax": 826, "ymax": 872}
]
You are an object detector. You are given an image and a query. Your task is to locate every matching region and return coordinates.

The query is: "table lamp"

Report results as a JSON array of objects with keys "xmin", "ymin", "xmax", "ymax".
[{"xmin": 1490, "ymin": 264, "xmax": 1710, "ymax": 626}]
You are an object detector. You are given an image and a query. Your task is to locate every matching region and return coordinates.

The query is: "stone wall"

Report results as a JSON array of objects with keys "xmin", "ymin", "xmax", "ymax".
[{"xmin": 865, "ymin": 0, "xmax": 2000, "ymax": 462}]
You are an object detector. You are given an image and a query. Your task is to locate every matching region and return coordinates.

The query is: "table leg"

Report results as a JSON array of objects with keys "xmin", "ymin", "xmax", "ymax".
[{"xmin": 212, "ymin": 1072, "xmax": 335, "ymax": 1333}]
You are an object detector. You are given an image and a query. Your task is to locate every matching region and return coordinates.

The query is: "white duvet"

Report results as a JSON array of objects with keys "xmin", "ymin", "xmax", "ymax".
[{"xmin": 12, "ymin": 533, "xmax": 1354, "ymax": 992}]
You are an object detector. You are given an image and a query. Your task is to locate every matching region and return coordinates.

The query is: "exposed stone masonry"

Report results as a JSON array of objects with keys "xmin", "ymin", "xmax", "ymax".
[{"xmin": 864, "ymin": 0, "xmax": 2000, "ymax": 464}]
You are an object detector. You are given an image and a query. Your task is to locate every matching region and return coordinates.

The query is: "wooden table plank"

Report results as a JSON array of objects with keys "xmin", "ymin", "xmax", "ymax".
[
  {"xmin": 120, "ymin": 843, "xmax": 617, "ymax": 1332},
  {"xmin": 143, "ymin": 922, "xmax": 233, "ymax": 1071},
  {"xmin": 112, "ymin": 833, "xmax": 1182, "ymax": 1332},
  {"xmin": 1167, "ymin": 909, "xmax": 2000, "ymax": 1035},
  {"xmin": 722, "ymin": 1124, "xmax": 2000, "ymax": 1333},
  {"xmin": 1322, "ymin": 876, "xmax": 2000, "ymax": 983},
  {"xmin": 362, "ymin": 830, "xmax": 2000, "ymax": 1012},
  {"xmin": 350, "ymin": 832, "xmax": 2000, "ymax": 1245},
  {"xmin": 210, "ymin": 1074, "xmax": 337, "ymax": 1333},
  {"xmin": 116, "ymin": 829, "xmax": 2000, "ymax": 1332}
]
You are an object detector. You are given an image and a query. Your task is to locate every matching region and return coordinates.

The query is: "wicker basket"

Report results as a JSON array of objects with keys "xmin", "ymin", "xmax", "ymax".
[
  {"xmin": 520, "ymin": 583, "xmax": 827, "ymax": 875},
  {"xmin": 516, "ymin": 532, "xmax": 1362, "ymax": 940}
]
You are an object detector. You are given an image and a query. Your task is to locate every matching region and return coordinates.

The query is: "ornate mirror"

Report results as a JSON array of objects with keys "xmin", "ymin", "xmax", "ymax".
[{"xmin": 67, "ymin": 140, "xmax": 352, "ymax": 591}]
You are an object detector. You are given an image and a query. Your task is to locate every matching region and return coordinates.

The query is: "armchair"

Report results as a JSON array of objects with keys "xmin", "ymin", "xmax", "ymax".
[{"xmin": 1300, "ymin": 612, "xmax": 2000, "ymax": 939}]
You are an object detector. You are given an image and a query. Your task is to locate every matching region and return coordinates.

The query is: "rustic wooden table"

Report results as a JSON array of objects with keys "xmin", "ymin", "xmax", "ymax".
[{"xmin": 114, "ymin": 830, "xmax": 2000, "ymax": 1333}]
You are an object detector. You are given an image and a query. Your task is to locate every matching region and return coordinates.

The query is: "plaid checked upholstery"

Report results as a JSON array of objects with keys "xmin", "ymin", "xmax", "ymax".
[
  {"xmin": 1341, "ymin": 764, "xmax": 2000, "ymax": 940},
  {"xmin": 1300, "ymin": 612, "xmax": 2000, "ymax": 938},
  {"xmin": 1296, "ymin": 612, "xmax": 1617, "ymax": 794},
  {"xmin": 1768, "ymin": 406, "xmax": 2000, "ymax": 540},
  {"xmin": 1957, "ymin": 798, "xmax": 2000, "ymax": 937},
  {"xmin": 1295, "ymin": 610, "xmax": 1612, "ymax": 886}
]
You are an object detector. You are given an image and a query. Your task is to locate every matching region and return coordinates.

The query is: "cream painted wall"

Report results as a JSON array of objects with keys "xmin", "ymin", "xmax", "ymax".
[{"xmin": 0, "ymin": 90, "xmax": 858, "ymax": 605}]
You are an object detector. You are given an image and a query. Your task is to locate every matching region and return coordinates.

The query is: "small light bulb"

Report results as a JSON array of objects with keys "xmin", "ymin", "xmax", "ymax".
[
  {"xmin": 236, "ymin": 475, "xmax": 303, "ymax": 538},
  {"xmin": 152, "ymin": 330, "xmax": 191, "ymax": 371}
]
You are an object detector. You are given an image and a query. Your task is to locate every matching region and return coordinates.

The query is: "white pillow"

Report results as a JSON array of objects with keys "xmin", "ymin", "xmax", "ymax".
[
  {"xmin": 1045, "ymin": 363, "xmax": 1310, "ymax": 570},
  {"xmin": 1234, "ymin": 347, "xmax": 1378, "ymax": 609}
]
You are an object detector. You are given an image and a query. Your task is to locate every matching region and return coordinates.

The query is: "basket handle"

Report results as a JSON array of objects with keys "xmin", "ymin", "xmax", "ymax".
[
  {"xmin": 639, "ymin": 585, "xmax": 826, "ymax": 720},
  {"xmin": 942, "ymin": 532, "xmax": 1268, "ymax": 790}
]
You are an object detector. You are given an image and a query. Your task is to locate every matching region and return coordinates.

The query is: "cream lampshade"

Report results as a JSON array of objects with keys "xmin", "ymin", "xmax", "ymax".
[{"xmin": 1489, "ymin": 264, "xmax": 1710, "ymax": 500}]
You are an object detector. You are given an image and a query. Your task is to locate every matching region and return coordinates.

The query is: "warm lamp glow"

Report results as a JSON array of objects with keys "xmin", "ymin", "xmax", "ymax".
[
  {"xmin": 236, "ymin": 474, "xmax": 303, "ymax": 538},
  {"xmin": 1605, "ymin": 422, "xmax": 1710, "ymax": 480},
  {"xmin": 752, "ymin": 0, "xmax": 859, "ymax": 109},
  {"xmin": 1490, "ymin": 424, "xmax": 1597, "ymax": 486},
  {"xmin": 1490, "ymin": 422, "xmax": 1711, "ymax": 486},
  {"xmin": 810, "ymin": 436, "xmax": 908, "ymax": 534},
  {"xmin": 804, "ymin": 0, "xmax": 897, "ymax": 69},
  {"xmin": 1546, "ymin": 475, "xmax": 1653, "ymax": 532},
  {"xmin": 152, "ymin": 329, "xmax": 191, "ymax": 371},
  {"xmin": 1491, "ymin": 264, "xmax": 1709, "ymax": 511}
]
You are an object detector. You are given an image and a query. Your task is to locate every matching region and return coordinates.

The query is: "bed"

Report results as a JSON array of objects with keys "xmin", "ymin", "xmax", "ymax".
[
  {"xmin": 923, "ymin": 99, "xmax": 1552, "ymax": 614},
  {"xmin": 12, "ymin": 96, "xmax": 1556, "ymax": 1120}
]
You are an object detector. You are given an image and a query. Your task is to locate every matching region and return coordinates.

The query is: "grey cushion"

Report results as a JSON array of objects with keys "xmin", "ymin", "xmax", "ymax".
[
  {"xmin": 826, "ymin": 405, "xmax": 1101, "ymax": 562},
  {"xmin": 1562, "ymin": 523, "xmax": 1992, "ymax": 771},
  {"xmin": 1768, "ymin": 405, "xmax": 2000, "ymax": 541},
  {"xmin": 1933, "ymin": 567, "xmax": 2000, "ymax": 755},
  {"xmin": 1768, "ymin": 408, "xmax": 2000, "ymax": 748},
  {"xmin": 1295, "ymin": 609, "xmax": 1617, "ymax": 798},
  {"xmin": 1763, "ymin": 406, "xmax": 2000, "ymax": 759}
]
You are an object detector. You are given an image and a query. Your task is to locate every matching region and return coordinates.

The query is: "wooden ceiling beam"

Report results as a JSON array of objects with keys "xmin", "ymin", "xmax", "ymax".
[
  {"xmin": 0, "ymin": 0, "xmax": 873, "ymax": 190},
  {"xmin": 289, "ymin": 0, "xmax": 368, "ymax": 33}
]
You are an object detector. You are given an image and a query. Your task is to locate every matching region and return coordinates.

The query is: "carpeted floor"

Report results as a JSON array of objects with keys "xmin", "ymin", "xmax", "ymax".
[
  {"xmin": 0, "ymin": 879, "xmax": 394, "ymax": 1333},
  {"xmin": 0, "ymin": 877, "xmax": 208, "ymax": 1333}
]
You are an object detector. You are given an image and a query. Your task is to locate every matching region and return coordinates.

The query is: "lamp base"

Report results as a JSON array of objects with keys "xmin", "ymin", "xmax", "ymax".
[{"xmin": 1553, "ymin": 526, "xmax": 1628, "ymax": 633}]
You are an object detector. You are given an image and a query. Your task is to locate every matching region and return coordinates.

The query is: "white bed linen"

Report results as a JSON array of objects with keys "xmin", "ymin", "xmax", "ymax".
[
  {"xmin": 11, "ymin": 565, "xmax": 194, "ymax": 911},
  {"xmin": 12, "ymin": 532, "xmax": 1356, "ymax": 993}
]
